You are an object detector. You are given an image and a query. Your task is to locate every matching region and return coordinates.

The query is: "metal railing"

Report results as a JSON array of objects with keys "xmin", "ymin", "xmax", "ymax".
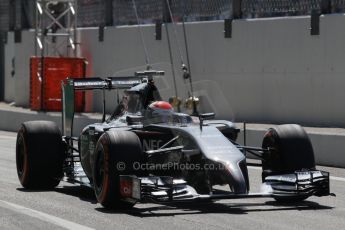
[
  {"xmin": 0, "ymin": 1, "xmax": 10, "ymax": 32},
  {"xmin": 242, "ymin": 0, "xmax": 323, "ymax": 18},
  {"xmin": 1, "ymin": 0, "xmax": 344, "ymax": 32}
]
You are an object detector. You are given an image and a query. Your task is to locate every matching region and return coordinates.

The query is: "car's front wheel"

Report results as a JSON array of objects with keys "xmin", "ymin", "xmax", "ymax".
[
  {"xmin": 261, "ymin": 124, "xmax": 315, "ymax": 202},
  {"xmin": 92, "ymin": 130, "xmax": 144, "ymax": 209}
]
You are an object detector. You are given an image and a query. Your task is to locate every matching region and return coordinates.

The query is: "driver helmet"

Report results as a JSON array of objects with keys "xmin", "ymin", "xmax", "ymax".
[{"xmin": 146, "ymin": 101, "xmax": 174, "ymax": 123}]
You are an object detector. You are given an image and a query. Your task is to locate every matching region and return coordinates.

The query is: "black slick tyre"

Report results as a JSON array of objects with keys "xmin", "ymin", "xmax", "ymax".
[
  {"xmin": 16, "ymin": 121, "xmax": 64, "ymax": 189},
  {"xmin": 92, "ymin": 130, "xmax": 143, "ymax": 209},
  {"xmin": 261, "ymin": 124, "xmax": 315, "ymax": 202}
]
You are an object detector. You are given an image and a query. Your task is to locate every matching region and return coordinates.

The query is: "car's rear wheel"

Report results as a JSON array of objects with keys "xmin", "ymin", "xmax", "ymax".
[
  {"xmin": 92, "ymin": 130, "xmax": 143, "ymax": 209},
  {"xmin": 261, "ymin": 124, "xmax": 315, "ymax": 202},
  {"xmin": 16, "ymin": 121, "xmax": 64, "ymax": 189}
]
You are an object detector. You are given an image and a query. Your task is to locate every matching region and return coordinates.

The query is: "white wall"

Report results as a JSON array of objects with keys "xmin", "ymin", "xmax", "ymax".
[
  {"xmin": 14, "ymin": 31, "xmax": 35, "ymax": 106},
  {"xmin": 4, "ymin": 33, "xmax": 15, "ymax": 102},
  {"xmin": 6, "ymin": 14, "xmax": 345, "ymax": 127}
]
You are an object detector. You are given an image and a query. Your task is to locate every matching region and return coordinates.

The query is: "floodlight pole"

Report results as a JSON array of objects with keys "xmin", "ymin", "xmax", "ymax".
[
  {"xmin": 35, "ymin": 0, "xmax": 78, "ymax": 57},
  {"xmin": 34, "ymin": 0, "xmax": 78, "ymax": 110}
]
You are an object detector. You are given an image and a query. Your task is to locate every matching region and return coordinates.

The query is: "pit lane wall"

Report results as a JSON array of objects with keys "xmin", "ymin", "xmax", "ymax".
[
  {"xmin": 0, "ymin": 104, "xmax": 344, "ymax": 168},
  {"xmin": 236, "ymin": 125, "xmax": 345, "ymax": 168}
]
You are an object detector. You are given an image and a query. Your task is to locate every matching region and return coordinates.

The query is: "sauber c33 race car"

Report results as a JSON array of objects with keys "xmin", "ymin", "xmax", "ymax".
[{"xmin": 16, "ymin": 70, "xmax": 332, "ymax": 209}]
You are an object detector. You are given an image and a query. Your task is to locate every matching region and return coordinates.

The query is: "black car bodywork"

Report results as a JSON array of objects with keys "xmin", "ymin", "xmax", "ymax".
[{"xmin": 16, "ymin": 70, "xmax": 332, "ymax": 208}]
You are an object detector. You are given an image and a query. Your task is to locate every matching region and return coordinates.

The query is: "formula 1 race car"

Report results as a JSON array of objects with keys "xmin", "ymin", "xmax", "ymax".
[{"xmin": 16, "ymin": 70, "xmax": 332, "ymax": 209}]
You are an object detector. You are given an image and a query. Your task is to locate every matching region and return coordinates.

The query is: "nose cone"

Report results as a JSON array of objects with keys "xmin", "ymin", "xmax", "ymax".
[
  {"xmin": 174, "ymin": 125, "xmax": 249, "ymax": 194},
  {"xmin": 221, "ymin": 160, "xmax": 249, "ymax": 194}
]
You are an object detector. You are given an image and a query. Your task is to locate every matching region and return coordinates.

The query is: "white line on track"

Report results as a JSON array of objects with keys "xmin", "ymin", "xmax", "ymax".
[
  {"xmin": 248, "ymin": 166, "xmax": 345, "ymax": 183},
  {"xmin": 0, "ymin": 200, "xmax": 95, "ymax": 230}
]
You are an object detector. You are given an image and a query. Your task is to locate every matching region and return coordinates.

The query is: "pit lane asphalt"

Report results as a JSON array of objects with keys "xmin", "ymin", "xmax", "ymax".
[{"xmin": 0, "ymin": 131, "xmax": 344, "ymax": 230}]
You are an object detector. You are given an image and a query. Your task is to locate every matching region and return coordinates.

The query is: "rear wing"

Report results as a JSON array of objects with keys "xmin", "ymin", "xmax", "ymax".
[{"xmin": 62, "ymin": 71, "xmax": 164, "ymax": 137}]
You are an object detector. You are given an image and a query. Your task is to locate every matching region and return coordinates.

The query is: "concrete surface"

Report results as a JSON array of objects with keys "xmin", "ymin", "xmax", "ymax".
[
  {"xmin": 0, "ymin": 130, "xmax": 344, "ymax": 230},
  {"xmin": 4, "ymin": 32, "xmax": 15, "ymax": 103}
]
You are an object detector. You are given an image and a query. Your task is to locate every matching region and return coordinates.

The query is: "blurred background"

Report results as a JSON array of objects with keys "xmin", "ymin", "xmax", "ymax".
[{"xmin": 2, "ymin": 0, "xmax": 345, "ymax": 31}]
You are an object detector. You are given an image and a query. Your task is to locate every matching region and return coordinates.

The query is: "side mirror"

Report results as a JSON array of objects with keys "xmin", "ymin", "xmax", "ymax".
[
  {"xmin": 200, "ymin": 113, "xmax": 215, "ymax": 120},
  {"xmin": 199, "ymin": 113, "xmax": 215, "ymax": 131}
]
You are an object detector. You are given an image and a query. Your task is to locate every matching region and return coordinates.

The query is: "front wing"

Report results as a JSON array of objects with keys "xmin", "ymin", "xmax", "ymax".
[{"xmin": 118, "ymin": 170, "xmax": 333, "ymax": 203}]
